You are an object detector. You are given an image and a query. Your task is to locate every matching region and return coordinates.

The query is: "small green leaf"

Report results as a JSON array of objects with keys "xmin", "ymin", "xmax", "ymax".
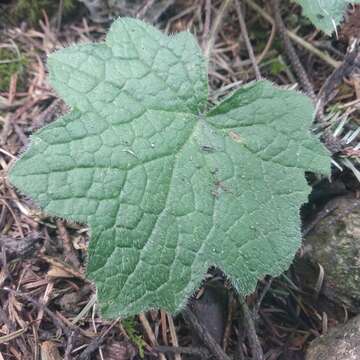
[
  {"xmin": 9, "ymin": 18, "xmax": 330, "ymax": 318},
  {"xmin": 295, "ymin": 0, "xmax": 360, "ymax": 34}
]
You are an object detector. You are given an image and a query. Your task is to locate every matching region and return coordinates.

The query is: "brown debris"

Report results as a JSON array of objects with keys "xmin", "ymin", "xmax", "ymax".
[
  {"xmin": 1, "ymin": 1, "xmax": 360, "ymax": 359},
  {"xmin": 341, "ymin": 5, "xmax": 360, "ymax": 41},
  {"xmin": 40, "ymin": 341, "xmax": 62, "ymax": 360}
]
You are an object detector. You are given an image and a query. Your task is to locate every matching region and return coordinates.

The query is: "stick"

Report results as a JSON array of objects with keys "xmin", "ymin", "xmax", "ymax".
[
  {"xmin": 78, "ymin": 318, "xmax": 120, "ymax": 360},
  {"xmin": 202, "ymin": 0, "xmax": 212, "ymax": 49},
  {"xmin": 235, "ymin": 0, "xmax": 262, "ymax": 80},
  {"xmin": 139, "ymin": 313, "xmax": 167, "ymax": 360},
  {"xmin": 2, "ymin": 288, "xmax": 70, "ymax": 337},
  {"xmin": 136, "ymin": 0, "xmax": 156, "ymax": 19},
  {"xmin": 316, "ymin": 39, "xmax": 360, "ymax": 117},
  {"xmin": 253, "ymin": 277, "xmax": 273, "ymax": 317},
  {"xmin": 238, "ymin": 294, "xmax": 264, "ymax": 360},
  {"xmin": 182, "ymin": 308, "xmax": 232, "ymax": 360},
  {"xmin": 204, "ymin": 0, "xmax": 234, "ymax": 59},
  {"xmin": 271, "ymin": 0, "xmax": 316, "ymax": 100},
  {"xmin": 167, "ymin": 313, "xmax": 181, "ymax": 360},
  {"xmin": 244, "ymin": 0, "xmax": 340, "ymax": 69},
  {"xmin": 155, "ymin": 345, "xmax": 210, "ymax": 358}
]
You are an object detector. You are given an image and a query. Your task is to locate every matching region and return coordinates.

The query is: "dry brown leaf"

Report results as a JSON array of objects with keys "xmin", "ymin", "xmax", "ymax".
[{"xmin": 40, "ymin": 341, "xmax": 62, "ymax": 360}]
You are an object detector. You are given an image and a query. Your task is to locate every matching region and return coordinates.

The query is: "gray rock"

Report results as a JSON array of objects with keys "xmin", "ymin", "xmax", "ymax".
[
  {"xmin": 306, "ymin": 314, "xmax": 360, "ymax": 360},
  {"xmin": 296, "ymin": 196, "xmax": 360, "ymax": 312}
]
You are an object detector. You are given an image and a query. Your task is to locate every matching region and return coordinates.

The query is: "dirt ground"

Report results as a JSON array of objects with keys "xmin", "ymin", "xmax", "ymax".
[{"xmin": 0, "ymin": 0, "xmax": 360, "ymax": 359}]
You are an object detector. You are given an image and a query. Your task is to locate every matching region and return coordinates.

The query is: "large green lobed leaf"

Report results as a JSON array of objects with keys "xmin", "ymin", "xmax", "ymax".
[
  {"xmin": 295, "ymin": 0, "xmax": 360, "ymax": 34},
  {"xmin": 9, "ymin": 18, "xmax": 330, "ymax": 318}
]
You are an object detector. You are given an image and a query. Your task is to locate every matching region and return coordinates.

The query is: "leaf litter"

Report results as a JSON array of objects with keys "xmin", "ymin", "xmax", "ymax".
[{"xmin": 0, "ymin": 1, "xmax": 360, "ymax": 359}]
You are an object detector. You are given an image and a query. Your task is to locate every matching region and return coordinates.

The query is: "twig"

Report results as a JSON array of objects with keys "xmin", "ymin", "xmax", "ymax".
[
  {"xmin": 202, "ymin": 0, "xmax": 212, "ymax": 49},
  {"xmin": 56, "ymin": 312, "xmax": 95, "ymax": 338},
  {"xmin": 160, "ymin": 310, "xmax": 168, "ymax": 345},
  {"xmin": 316, "ymin": 39, "xmax": 360, "ymax": 118},
  {"xmin": 235, "ymin": 0, "xmax": 261, "ymax": 80},
  {"xmin": 182, "ymin": 308, "xmax": 231, "ymax": 360},
  {"xmin": 139, "ymin": 313, "xmax": 166, "ymax": 360},
  {"xmin": 33, "ymin": 98, "xmax": 65, "ymax": 129},
  {"xmin": 148, "ymin": 0, "xmax": 176, "ymax": 24},
  {"xmin": 0, "ymin": 327, "xmax": 27, "ymax": 344},
  {"xmin": 136, "ymin": 0, "xmax": 156, "ymax": 19},
  {"xmin": 56, "ymin": 0, "xmax": 64, "ymax": 32},
  {"xmin": 271, "ymin": 0, "xmax": 316, "ymax": 100},
  {"xmin": 235, "ymin": 322, "xmax": 246, "ymax": 360},
  {"xmin": 35, "ymin": 280, "xmax": 54, "ymax": 330},
  {"xmin": 244, "ymin": 0, "xmax": 340, "ymax": 69},
  {"xmin": 238, "ymin": 294, "xmax": 264, "ymax": 360},
  {"xmin": 31, "ymin": 323, "xmax": 39, "ymax": 360},
  {"xmin": 78, "ymin": 318, "xmax": 120, "ymax": 360},
  {"xmin": 223, "ymin": 292, "xmax": 236, "ymax": 352},
  {"xmin": 155, "ymin": 345, "xmax": 210, "ymax": 358},
  {"xmin": 0, "ymin": 199, "xmax": 24, "ymax": 238},
  {"xmin": 56, "ymin": 220, "xmax": 81, "ymax": 268},
  {"xmin": 2, "ymin": 288, "xmax": 70, "ymax": 337},
  {"xmin": 256, "ymin": 21, "xmax": 276, "ymax": 65},
  {"xmin": 204, "ymin": 0, "xmax": 233, "ymax": 59},
  {"xmin": 253, "ymin": 277, "xmax": 273, "ymax": 317},
  {"xmin": 167, "ymin": 313, "xmax": 181, "ymax": 360},
  {"xmin": 139, "ymin": 313, "xmax": 157, "ymax": 346},
  {"xmin": 64, "ymin": 330, "xmax": 78, "ymax": 360}
]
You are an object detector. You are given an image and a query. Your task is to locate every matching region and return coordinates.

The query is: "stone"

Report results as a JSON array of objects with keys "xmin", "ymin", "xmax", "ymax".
[
  {"xmin": 296, "ymin": 196, "xmax": 360, "ymax": 312},
  {"xmin": 306, "ymin": 314, "xmax": 360, "ymax": 360}
]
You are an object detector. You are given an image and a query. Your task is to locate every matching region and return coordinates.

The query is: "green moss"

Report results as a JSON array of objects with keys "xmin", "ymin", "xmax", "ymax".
[
  {"xmin": 270, "ymin": 58, "xmax": 287, "ymax": 76},
  {"xmin": 122, "ymin": 318, "xmax": 146, "ymax": 358},
  {"xmin": 12, "ymin": 0, "xmax": 75, "ymax": 25},
  {"xmin": 0, "ymin": 48, "xmax": 27, "ymax": 92}
]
